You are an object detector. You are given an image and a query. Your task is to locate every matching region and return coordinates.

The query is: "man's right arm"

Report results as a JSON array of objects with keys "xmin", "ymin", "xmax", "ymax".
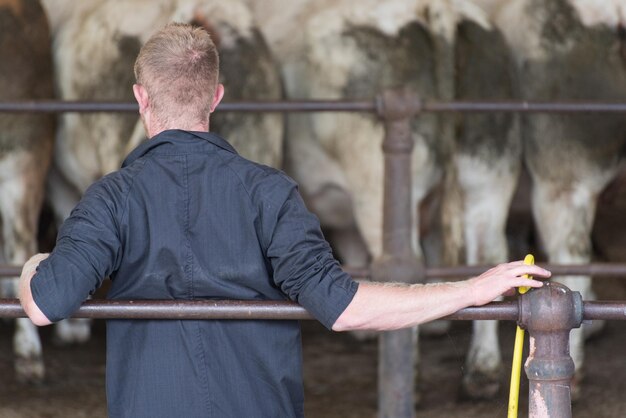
[
  {"xmin": 260, "ymin": 176, "xmax": 550, "ymax": 334},
  {"xmin": 332, "ymin": 261, "xmax": 550, "ymax": 332}
]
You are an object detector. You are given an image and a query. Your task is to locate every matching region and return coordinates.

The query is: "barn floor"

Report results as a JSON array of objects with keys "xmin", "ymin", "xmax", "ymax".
[{"xmin": 0, "ymin": 316, "xmax": 625, "ymax": 417}]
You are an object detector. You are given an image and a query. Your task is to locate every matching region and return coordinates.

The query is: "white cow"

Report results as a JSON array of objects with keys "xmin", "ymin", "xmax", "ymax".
[
  {"xmin": 248, "ymin": 0, "xmax": 495, "ymax": 267},
  {"xmin": 468, "ymin": 0, "xmax": 626, "ymax": 397},
  {"xmin": 253, "ymin": 0, "xmax": 626, "ymax": 401},
  {"xmin": 0, "ymin": 0, "xmax": 55, "ymax": 383},
  {"xmin": 43, "ymin": 0, "xmax": 283, "ymax": 220},
  {"xmin": 37, "ymin": 0, "xmax": 283, "ymax": 361},
  {"xmin": 248, "ymin": 0, "xmax": 517, "ymax": 399},
  {"xmin": 453, "ymin": 16, "xmax": 521, "ymax": 398}
]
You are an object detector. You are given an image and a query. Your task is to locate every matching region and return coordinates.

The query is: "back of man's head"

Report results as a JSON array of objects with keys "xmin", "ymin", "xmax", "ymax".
[{"xmin": 134, "ymin": 23, "xmax": 219, "ymax": 129}]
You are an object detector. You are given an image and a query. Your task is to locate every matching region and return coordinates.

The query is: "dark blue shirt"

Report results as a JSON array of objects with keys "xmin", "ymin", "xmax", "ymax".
[{"xmin": 31, "ymin": 130, "xmax": 358, "ymax": 418}]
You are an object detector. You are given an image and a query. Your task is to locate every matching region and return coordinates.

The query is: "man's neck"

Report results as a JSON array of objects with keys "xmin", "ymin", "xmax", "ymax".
[{"xmin": 147, "ymin": 120, "xmax": 210, "ymax": 139}]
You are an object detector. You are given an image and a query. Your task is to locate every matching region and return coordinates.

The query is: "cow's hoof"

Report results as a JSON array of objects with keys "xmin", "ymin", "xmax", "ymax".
[
  {"xmin": 15, "ymin": 356, "xmax": 45, "ymax": 384},
  {"xmin": 420, "ymin": 320, "xmax": 451, "ymax": 337},
  {"xmin": 459, "ymin": 368, "xmax": 503, "ymax": 400},
  {"xmin": 53, "ymin": 319, "xmax": 91, "ymax": 346},
  {"xmin": 349, "ymin": 329, "xmax": 379, "ymax": 341},
  {"xmin": 583, "ymin": 318, "xmax": 605, "ymax": 340},
  {"xmin": 570, "ymin": 370, "xmax": 584, "ymax": 402}
]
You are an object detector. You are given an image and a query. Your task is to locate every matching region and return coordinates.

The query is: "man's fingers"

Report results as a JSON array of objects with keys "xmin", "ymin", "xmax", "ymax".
[
  {"xmin": 520, "ymin": 279, "xmax": 544, "ymax": 288},
  {"xmin": 489, "ymin": 261, "xmax": 550, "ymax": 277},
  {"xmin": 509, "ymin": 265, "xmax": 551, "ymax": 278},
  {"xmin": 503, "ymin": 288, "xmax": 517, "ymax": 297}
]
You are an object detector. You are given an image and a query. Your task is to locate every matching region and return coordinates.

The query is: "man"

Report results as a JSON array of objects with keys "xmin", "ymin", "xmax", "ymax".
[{"xmin": 19, "ymin": 23, "xmax": 549, "ymax": 418}]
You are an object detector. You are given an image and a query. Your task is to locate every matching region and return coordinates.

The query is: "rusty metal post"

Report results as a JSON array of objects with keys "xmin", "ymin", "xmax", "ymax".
[
  {"xmin": 519, "ymin": 282, "xmax": 583, "ymax": 418},
  {"xmin": 372, "ymin": 89, "xmax": 423, "ymax": 418}
]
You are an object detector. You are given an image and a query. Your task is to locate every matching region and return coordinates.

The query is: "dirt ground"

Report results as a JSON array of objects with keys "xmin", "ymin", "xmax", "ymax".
[
  {"xmin": 1, "ymin": 174, "xmax": 626, "ymax": 417},
  {"xmin": 0, "ymin": 317, "xmax": 625, "ymax": 417}
]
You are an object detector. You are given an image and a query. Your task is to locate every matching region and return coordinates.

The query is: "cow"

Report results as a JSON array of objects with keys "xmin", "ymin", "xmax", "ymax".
[
  {"xmin": 465, "ymin": 0, "xmax": 626, "ymax": 398},
  {"xmin": 31, "ymin": 0, "xmax": 283, "ymax": 374},
  {"xmin": 0, "ymin": 0, "xmax": 55, "ymax": 383},
  {"xmin": 252, "ymin": 0, "xmax": 626, "ymax": 401},
  {"xmin": 42, "ymin": 0, "xmax": 283, "ymax": 229},
  {"xmin": 453, "ymin": 15, "xmax": 521, "ymax": 398},
  {"xmin": 247, "ymin": 0, "xmax": 497, "ymax": 268},
  {"xmin": 247, "ymin": 0, "xmax": 522, "ymax": 400}
]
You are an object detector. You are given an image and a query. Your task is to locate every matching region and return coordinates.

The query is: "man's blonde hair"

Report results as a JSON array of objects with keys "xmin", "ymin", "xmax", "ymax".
[{"xmin": 134, "ymin": 23, "xmax": 219, "ymax": 127}]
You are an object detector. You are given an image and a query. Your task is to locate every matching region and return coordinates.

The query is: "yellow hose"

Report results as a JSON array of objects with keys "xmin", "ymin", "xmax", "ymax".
[{"xmin": 507, "ymin": 254, "xmax": 534, "ymax": 418}]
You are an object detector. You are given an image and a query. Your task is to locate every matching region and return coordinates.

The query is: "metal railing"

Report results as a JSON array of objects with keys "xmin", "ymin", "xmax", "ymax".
[
  {"xmin": 3, "ymin": 92, "xmax": 626, "ymax": 418},
  {"xmin": 2, "ymin": 298, "xmax": 625, "ymax": 321},
  {"xmin": 3, "ymin": 99, "xmax": 626, "ymax": 114},
  {"xmin": 2, "ymin": 289, "xmax": 625, "ymax": 418}
]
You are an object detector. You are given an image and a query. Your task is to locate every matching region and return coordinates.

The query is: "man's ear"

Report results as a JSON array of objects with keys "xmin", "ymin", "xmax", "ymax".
[
  {"xmin": 210, "ymin": 83, "xmax": 225, "ymax": 113},
  {"xmin": 133, "ymin": 84, "xmax": 150, "ymax": 114}
]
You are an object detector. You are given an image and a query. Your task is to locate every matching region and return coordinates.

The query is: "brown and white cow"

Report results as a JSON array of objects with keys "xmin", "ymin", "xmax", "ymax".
[
  {"xmin": 248, "ymin": 0, "xmax": 518, "ymax": 399},
  {"xmin": 43, "ymin": 0, "xmax": 283, "ymax": 221},
  {"xmin": 248, "ymin": 0, "xmax": 495, "ymax": 268},
  {"xmin": 453, "ymin": 16, "xmax": 521, "ymax": 398},
  {"xmin": 37, "ymin": 0, "xmax": 283, "ymax": 357},
  {"xmin": 252, "ymin": 0, "xmax": 626, "ymax": 401},
  {"xmin": 0, "ymin": 0, "xmax": 55, "ymax": 383},
  {"xmin": 467, "ymin": 0, "xmax": 626, "ymax": 397}
]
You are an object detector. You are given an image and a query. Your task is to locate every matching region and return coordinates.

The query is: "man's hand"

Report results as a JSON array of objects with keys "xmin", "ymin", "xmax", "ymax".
[
  {"xmin": 20, "ymin": 253, "xmax": 50, "ymax": 283},
  {"xmin": 468, "ymin": 260, "xmax": 550, "ymax": 306},
  {"xmin": 19, "ymin": 253, "xmax": 52, "ymax": 326}
]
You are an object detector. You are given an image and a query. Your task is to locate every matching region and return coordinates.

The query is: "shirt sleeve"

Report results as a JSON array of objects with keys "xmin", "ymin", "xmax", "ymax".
[
  {"xmin": 30, "ymin": 179, "xmax": 123, "ymax": 322},
  {"xmin": 265, "ymin": 183, "xmax": 359, "ymax": 330}
]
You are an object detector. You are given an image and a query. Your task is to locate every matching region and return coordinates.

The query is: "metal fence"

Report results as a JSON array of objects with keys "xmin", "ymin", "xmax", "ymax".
[{"xmin": 2, "ymin": 92, "xmax": 626, "ymax": 418}]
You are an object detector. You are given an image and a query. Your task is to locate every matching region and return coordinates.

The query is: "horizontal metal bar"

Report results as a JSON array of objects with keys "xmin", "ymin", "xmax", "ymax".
[
  {"xmin": 422, "ymin": 101, "xmax": 626, "ymax": 113},
  {"xmin": 0, "ymin": 101, "xmax": 138, "ymax": 113},
  {"xmin": 1, "ymin": 100, "xmax": 626, "ymax": 114},
  {"xmin": 0, "ymin": 299, "xmax": 313, "ymax": 320},
  {"xmin": 444, "ymin": 301, "xmax": 518, "ymax": 321},
  {"xmin": 0, "ymin": 100, "xmax": 376, "ymax": 113},
  {"xmin": 0, "ymin": 265, "xmax": 21, "ymax": 277},
  {"xmin": 583, "ymin": 301, "xmax": 626, "ymax": 321},
  {"xmin": 219, "ymin": 101, "xmax": 377, "ymax": 112},
  {"xmin": 2, "ymin": 299, "xmax": 624, "ymax": 321},
  {"xmin": 0, "ymin": 298, "xmax": 516, "ymax": 321}
]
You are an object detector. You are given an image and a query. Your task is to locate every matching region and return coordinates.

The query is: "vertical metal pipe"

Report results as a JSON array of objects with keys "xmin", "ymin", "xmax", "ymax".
[
  {"xmin": 373, "ymin": 89, "xmax": 423, "ymax": 418},
  {"xmin": 519, "ymin": 283, "xmax": 583, "ymax": 418}
]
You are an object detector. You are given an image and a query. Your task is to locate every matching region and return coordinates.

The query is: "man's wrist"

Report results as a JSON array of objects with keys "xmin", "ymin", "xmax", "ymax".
[{"xmin": 464, "ymin": 277, "xmax": 479, "ymax": 307}]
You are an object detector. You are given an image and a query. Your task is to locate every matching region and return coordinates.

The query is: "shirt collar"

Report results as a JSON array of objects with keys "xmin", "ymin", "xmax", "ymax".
[{"xmin": 122, "ymin": 129, "xmax": 237, "ymax": 167}]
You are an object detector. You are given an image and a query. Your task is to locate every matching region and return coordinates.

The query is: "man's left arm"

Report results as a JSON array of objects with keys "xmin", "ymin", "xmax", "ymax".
[
  {"xmin": 19, "ymin": 181, "xmax": 123, "ymax": 325},
  {"xmin": 19, "ymin": 253, "xmax": 52, "ymax": 326}
]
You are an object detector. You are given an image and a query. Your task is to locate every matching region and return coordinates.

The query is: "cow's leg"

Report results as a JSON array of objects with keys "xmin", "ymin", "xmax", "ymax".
[
  {"xmin": 318, "ymin": 189, "xmax": 371, "ymax": 269},
  {"xmin": 458, "ymin": 155, "xmax": 519, "ymax": 399},
  {"xmin": 449, "ymin": 19, "xmax": 521, "ymax": 398},
  {"xmin": 530, "ymin": 177, "xmax": 605, "ymax": 399},
  {"xmin": 53, "ymin": 314, "xmax": 91, "ymax": 345},
  {"xmin": 46, "ymin": 165, "xmax": 92, "ymax": 345},
  {"xmin": 0, "ymin": 152, "xmax": 47, "ymax": 383},
  {"xmin": 315, "ymin": 112, "xmax": 443, "ymax": 390},
  {"xmin": 287, "ymin": 114, "xmax": 379, "ymax": 342},
  {"xmin": 284, "ymin": 115, "xmax": 371, "ymax": 268}
]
